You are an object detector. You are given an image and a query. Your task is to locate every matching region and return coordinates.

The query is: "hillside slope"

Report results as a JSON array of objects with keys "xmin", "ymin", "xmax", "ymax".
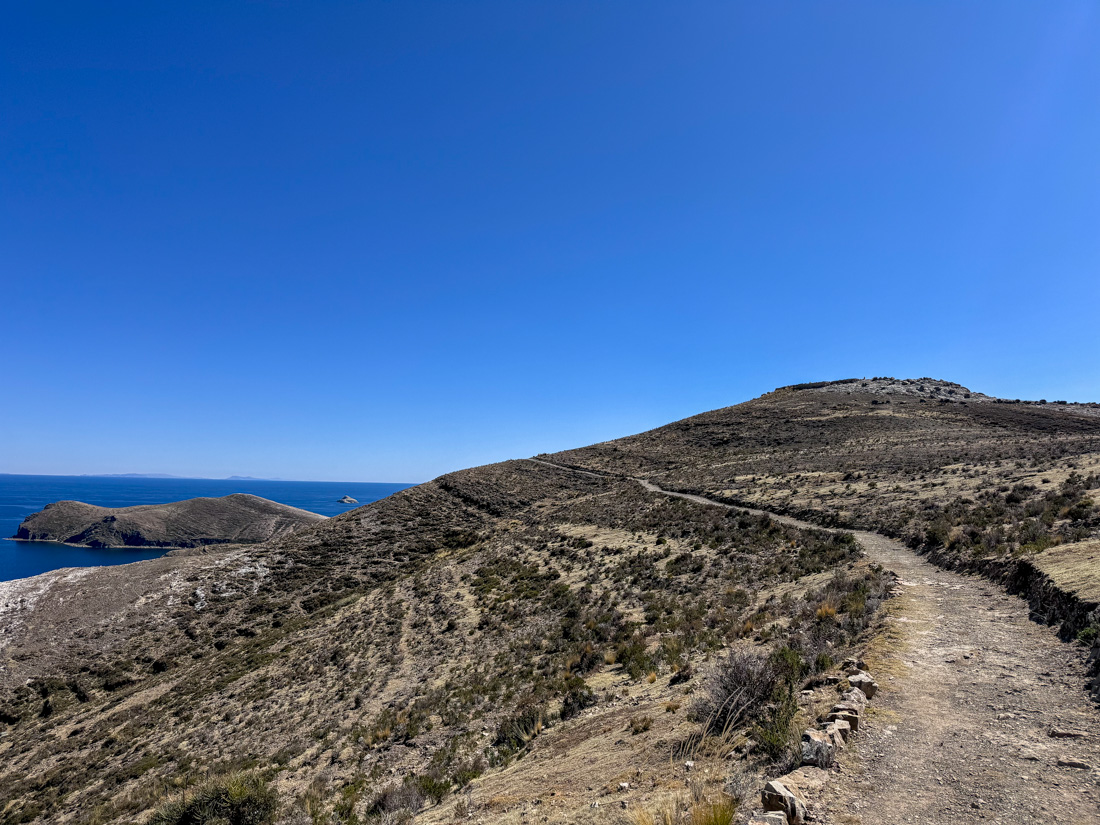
[
  {"xmin": 554, "ymin": 378, "xmax": 1100, "ymax": 628},
  {"xmin": 13, "ymin": 493, "xmax": 325, "ymax": 548},
  {"xmin": 0, "ymin": 378, "xmax": 1098, "ymax": 825}
]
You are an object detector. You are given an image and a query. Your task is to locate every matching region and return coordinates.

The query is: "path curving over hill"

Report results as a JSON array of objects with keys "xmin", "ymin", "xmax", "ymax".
[{"xmin": 528, "ymin": 459, "xmax": 1100, "ymax": 824}]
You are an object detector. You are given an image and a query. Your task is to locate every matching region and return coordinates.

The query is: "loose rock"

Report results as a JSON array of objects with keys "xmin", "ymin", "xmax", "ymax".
[
  {"xmin": 848, "ymin": 673, "xmax": 878, "ymax": 699},
  {"xmin": 749, "ymin": 813, "xmax": 788, "ymax": 825},
  {"xmin": 825, "ymin": 719, "xmax": 851, "ymax": 746},
  {"xmin": 826, "ymin": 708, "xmax": 860, "ymax": 731},
  {"xmin": 1056, "ymin": 757, "xmax": 1091, "ymax": 769},
  {"xmin": 801, "ymin": 728, "xmax": 836, "ymax": 768},
  {"xmin": 761, "ymin": 780, "xmax": 807, "ymax": 824},
  {"xmin": 840, "ymin": 687, "xmax": 868, "ymax": 710},
  {"xmin": 1049, "ymin": 728, "xmax": 1086, "ymax": 739}
]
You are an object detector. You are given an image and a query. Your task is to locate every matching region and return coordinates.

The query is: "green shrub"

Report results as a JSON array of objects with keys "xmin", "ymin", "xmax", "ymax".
[
  {"xmin": 751, "ymin": 687, "xmax": 798, "ymax": 762},
  {"xmin": 768, "ymin": 645, "xmax": 806, "ymax": 684},
  {"xmin": 615, "ymin": 636, "xmax": 655, "ymax": 680},
  {"xmin": 560, "ymin": 681, "xmax": 597, "ymax": 721},
  {"xmin": 493, "ymin": 704, "xmax": 544, "ymax": 754},
  {"xmin": 407, "ymin": 773, "xmax": 451, "ymax": 805},
  {"xmin": 149, "ymin": 772, "xmax": 278, "ymax": 825}
]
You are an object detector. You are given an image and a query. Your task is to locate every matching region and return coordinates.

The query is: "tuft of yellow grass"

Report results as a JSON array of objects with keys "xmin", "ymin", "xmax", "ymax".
[{"xmin": 690, "ymin": 796, "xmax": 738, "ymax": 825}]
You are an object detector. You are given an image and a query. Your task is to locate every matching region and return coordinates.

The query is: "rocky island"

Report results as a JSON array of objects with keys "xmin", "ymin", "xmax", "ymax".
[{"xmin": 12, "ymin": 493, "xmax": 325, "ymax": 549}]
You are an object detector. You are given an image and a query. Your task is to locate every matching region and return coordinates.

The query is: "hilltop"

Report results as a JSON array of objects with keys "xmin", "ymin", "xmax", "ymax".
[
  {"xmin": 12, "ymin": 493, "xmax": 325, "ymax": 549},
  {"xmin": 0, "ymin": 378, "xmax": 1097, "ymax": 825}
]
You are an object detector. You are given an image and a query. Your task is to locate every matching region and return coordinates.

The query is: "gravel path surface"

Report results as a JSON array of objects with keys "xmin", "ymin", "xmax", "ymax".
[{"xmin": 817, "ymin": 530, "xmax": 1100, "ymax": 825}]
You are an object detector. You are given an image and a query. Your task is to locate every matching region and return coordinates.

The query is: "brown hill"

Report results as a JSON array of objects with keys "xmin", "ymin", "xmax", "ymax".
[
  {"xmin": 0, "ymin": 378, "xmax": 1097, "ymax": 825},
  {"xmin": 12, "ymin": 493, "xmax": 325, "ymax": 548}
]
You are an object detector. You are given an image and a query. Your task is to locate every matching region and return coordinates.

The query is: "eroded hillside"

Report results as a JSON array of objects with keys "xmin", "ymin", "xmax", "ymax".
[{"xmin": 554, "ymin": 379, "xmax": 1100, "ymax": 634}]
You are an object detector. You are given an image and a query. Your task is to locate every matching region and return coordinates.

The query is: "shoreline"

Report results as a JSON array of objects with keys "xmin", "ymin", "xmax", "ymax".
[{"xmin": 5, "ymin": 535, "xmax": 215, "ymax": 551}]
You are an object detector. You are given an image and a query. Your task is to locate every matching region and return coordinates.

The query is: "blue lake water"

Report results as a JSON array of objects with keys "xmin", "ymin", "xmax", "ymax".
[{"xmin": 0, "ymin": 475, "xmax": 415, "ymax": 582}]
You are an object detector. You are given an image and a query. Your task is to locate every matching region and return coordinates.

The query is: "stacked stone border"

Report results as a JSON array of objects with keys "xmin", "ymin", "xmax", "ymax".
[{"xmin": 749, "ymin": 658, "xmax": 879, "ymax": 825}]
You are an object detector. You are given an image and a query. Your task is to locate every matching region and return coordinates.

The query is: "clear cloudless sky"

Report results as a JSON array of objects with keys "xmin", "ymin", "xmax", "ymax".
[{"xmin": 2, "ymin": 2, "xmax": 1099, "ymax": 482}]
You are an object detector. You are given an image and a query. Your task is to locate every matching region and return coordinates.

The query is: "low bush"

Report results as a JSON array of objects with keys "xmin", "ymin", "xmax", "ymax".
[
  {"xmin": 750, "ymin": 686, "xmax": 798, "ymax": 762},
  {"xmin": 365, "ymin": 781, "xmax": 424, "ymax": 818},
  {"xmin": 149, "ymin": 772, "xmax": 278, "ymax": 825},
  {"xmin": 493, "ymin": 704, "xmax": 544, "ymax": 754},
  {"xmin": 693, "ymin": 649, "xmax": 778, "ymax": 737},
  {"xmin": 560, "ymin": 681, "xmax": 596, "ymax": 721}
]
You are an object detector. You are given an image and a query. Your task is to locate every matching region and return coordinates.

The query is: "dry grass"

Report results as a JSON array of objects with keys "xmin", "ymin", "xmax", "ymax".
[{"xmin": 1031, "ymin": 539, "xmax": 1100, "ymax": 602}]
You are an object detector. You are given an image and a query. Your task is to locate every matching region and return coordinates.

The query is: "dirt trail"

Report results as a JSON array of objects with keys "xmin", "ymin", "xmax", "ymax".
[
  {"xmin": 817, "ymin": 530, "xmax": 1100, "ymax": 824},
  {"xmin": 528, "ymin": 460, "xmax": 1100, "ymax": 824}
]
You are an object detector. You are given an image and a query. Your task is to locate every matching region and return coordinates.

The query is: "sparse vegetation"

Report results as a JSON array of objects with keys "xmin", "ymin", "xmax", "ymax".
[{"xmin": 8, "ymin": 379, "xmax": 1093, "ymax": 822}]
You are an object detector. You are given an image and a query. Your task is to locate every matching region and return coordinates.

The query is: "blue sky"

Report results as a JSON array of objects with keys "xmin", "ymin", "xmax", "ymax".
[{"xmin": 2, "ymin": 2, "xmax": 1099, "ymax": 482}]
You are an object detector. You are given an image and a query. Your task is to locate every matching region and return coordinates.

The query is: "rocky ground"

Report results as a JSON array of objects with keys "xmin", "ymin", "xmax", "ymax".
[{"xmin": 581, "ymin": 473, "xmax": 1100, "ymax": 825}]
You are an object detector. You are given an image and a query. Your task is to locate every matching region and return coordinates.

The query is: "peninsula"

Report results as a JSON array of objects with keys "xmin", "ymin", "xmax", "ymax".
[{"xmin": 12, "ymin": 493, "xmax": 325, "ymax": 549}]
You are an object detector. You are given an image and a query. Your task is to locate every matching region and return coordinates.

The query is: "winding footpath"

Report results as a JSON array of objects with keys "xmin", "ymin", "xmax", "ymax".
[{"xmin": 528, "ymin": 459, "xmax": 1100, "ymax": 824}]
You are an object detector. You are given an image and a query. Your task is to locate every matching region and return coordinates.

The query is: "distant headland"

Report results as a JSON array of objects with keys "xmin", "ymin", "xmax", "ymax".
[{"xmin": 12, "ymin": 493, "xmax": 325, "ymax": 549}]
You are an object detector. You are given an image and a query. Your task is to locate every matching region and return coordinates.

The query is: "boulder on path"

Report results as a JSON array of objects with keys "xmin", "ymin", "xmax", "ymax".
[
  {"xmin": 761, "ymin": 780, "xmax": 807, "ymax": 824},
  {"xmin": 848, "ymin": 672, "xmax": 878, "ymax": 698},
  {"xmin": 800, "ymin": 729, "xmax": 836, "ymax": 768}
]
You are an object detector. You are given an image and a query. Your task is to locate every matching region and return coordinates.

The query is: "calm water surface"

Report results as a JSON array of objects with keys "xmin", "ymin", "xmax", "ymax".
[{"xmin": 0, "ymin": 475, "xmax": 414, "ymax": 582}]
